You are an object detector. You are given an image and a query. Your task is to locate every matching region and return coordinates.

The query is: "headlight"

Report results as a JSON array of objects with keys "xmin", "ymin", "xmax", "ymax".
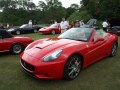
[{"xmin": 43, "ymin": 50, "xmax": 62, "ymax": 62}]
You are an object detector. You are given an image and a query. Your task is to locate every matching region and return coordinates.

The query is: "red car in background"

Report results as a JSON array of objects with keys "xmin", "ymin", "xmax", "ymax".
[
  {"xmin": 39, "ymin": 24, "xmax": 61, "ymax": 34},
  {"xmin": 20, "ymin": 28, "xmax": 118, "ymax": 80},
  {"xmin": 0, "ymin": 29, "xmax": 33, "ymax": 54}
]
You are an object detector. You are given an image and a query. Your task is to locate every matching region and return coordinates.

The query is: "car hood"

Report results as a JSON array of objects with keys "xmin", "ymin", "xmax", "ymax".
[
  {"xmin": 7, "ymin": 28, "xmax": 18, "ymax": 31},
  {"xmin": 39, "ymin": 27, "xmax": 55, "ymax": 31},
  {"xmin": 14, "ymin": 36, "xmax": 33, "ymax": 41},
  {"xmin": 23, "ymin": 38, "xmax": 86, "ymax": 61},
  {"xmin": 7, "ymin": 28, "xmax": 15, "ymax": 31}
]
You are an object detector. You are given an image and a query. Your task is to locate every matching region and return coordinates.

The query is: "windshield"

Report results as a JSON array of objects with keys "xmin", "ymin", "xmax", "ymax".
[
  {"xmin": 87, "ymin": 19, "xmax": 97, "ymax": 25},
  {"xmin": 50, "ymin": 24, "xmax": 58, "ymax": 28},
  {"xmin": 58, "ymin": 28, "xmax": 93, "ymax": 41},
  {"xmin": 0, "ymin": 30, "xmax": 13, "ymax": 39},
  {"xmin": 19, "ymin": 24, "xmax": 28, "ymax": 28}
]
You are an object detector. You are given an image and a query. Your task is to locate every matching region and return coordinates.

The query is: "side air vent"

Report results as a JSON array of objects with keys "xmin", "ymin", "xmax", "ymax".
[{"xmin": 36, "ymin": 47, "xmax": 42, "ymax": 49}]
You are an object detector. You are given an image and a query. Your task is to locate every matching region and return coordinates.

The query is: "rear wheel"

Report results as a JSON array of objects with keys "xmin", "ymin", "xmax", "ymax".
[
  {"xmin": 10, "ymin": 43, "xmax": 23, "ymax": 54},
  {"xmin": 16, "ymin": 31, "xmax": 20, "ymax": 35},
  {"xmin": 110, "ymin": 42, "xmax": 118, "ymax": 57},
  {"xmin": 51, "ymin": 30, "xmax": 55, "ymax": 35},
  {"xmin": 33, "ymin": 29, "xmax": 38, "ymax": 33},
  {"xmin": 64, "ymin": 55, "xmax": 82, "ymax": 80}
]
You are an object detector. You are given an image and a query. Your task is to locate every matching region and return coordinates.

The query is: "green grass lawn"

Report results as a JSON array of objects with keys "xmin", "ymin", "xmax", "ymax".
[{"xmin": 0, "ymin": 33, "xmax": 120, "ymax": 90}]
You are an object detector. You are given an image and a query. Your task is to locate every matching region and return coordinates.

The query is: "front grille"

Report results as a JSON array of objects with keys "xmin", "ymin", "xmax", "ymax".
[
  {"xmin": 22, "ymin": 68, "xmax": 36, "ymax": 78},
  {"xmin": 21, "ymin": 59, "xmax": 35, "ymax": 71}
]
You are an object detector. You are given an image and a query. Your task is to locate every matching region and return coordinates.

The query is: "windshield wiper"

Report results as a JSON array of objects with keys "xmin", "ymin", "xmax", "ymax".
[
  {"xmin": 59, "ymin": 37, "xmax": 87, "ymax": 42},
  {"xmin": 62, "ymin": 38, "xmax": 86, "ymax": 41}
]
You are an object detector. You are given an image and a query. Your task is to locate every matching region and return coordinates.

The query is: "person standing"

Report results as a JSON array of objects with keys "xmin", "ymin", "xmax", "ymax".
[
  {"xmin": 80, "ymin": 20, "xmax": 84, "ymax": 27},
  {"xmin": 60, "ymin": 17, "xmax": 69, "ymax": 33},
  {"xmin": 54, "ymin": 20, "xmax": 57, "ymax": 25},
  {"xmin": 0, "ymin": 23, "xmax": 4, "ymax": 29},
  {"xmin": 102, "ymin": 20, "xmax": 109, "ymax": 32},
  {"xmin": 7, "ymin": 23, "xmax": 10, "ymax": 29},
  {"xmin": 50, "ymin": 20, "xmax": 54, "ymax": 25},
  {"xmin": 28, "ymin": 20, "xmax": 32, "ymax": 27},
  {"xmin": 74, "ymin": 20, "xmax": 80, "ymax": 27}
]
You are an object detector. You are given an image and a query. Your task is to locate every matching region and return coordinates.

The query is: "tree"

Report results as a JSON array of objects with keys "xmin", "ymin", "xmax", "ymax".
[
  {"xmin": 81, "ymin": 0, "xmax": 120, "ymax": 20},
  {"xmin": 66, "ymin": 4, "xmax": 80, "ymax": 18},
  {"xmin": 37, "ymin": 0, "xmax": 66, "ymax": 23}
]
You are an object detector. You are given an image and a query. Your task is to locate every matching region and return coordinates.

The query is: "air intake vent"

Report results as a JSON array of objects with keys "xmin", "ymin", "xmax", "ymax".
[{"xmin": 36, "ymin": 47, "xmax": 42, "ymax": 49}]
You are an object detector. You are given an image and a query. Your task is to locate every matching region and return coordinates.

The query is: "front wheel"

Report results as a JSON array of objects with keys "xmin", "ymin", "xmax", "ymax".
[
  {"xmin": 64, "ymin": 55, "xmax": 82, "ymax": 80},
  {"xmin": 10, "ymin": 43, "xmax": 23, "ymax": 54},
  {"xmin": 51, "ymin": 30, "xmax": 55, "ymax": 35},
  {"xmin": 16, "ymin": 31, "xmax": 21, "ymax": 35},
  {"xmin": 110, "ymin": 42, "xmax": 118, "ymax": 57}
]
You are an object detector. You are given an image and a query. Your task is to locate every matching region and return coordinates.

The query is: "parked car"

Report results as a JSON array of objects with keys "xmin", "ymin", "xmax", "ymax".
[
  {"xmin": 0, "ymin": 29, "xmax": 33, "ymax": 54},
  {"xmin": 81, "ymin": 19, "xmax": 99, "ymax": 29},
  {"xmin": 7, "ymin": 24, "xmax": 42, "ymax": 35},
  {"xmin": 107, "ymin": 26, "xmax": 120, "ymax": 36},
  {"xmin": 20, "ymin": 28, "xmax": 118, "ymax": 80},
  {"xmin": 39, "ymin": 23, "xmax": 61, "ymax": 34}
]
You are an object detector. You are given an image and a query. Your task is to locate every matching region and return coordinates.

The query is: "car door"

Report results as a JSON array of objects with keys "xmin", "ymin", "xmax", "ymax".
[
  {"xmin": 22, "ymin": 24, "xmax": 33, "ymax": 33},
  {"xmin": 0, "ymin": 30, "xmax": 13, "ymax": 52},
  {"xmin": 0, "ymin": 38, "xmax": 13, "ymax": 52},
  {"xmin": 85, "ymin": 30, "xmax": 107, "ymax": 65},
  {"xmin": 0, "ymin": 34, "xmax": 4, "ymax": 52},
  {"xmin": 0, "ymin": 31, "xmax": 7, "ymax": 52}
]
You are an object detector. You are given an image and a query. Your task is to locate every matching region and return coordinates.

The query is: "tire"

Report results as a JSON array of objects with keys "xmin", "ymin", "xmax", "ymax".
[
  {"xmin": 10, "ymin": 43, "xmax": 23, "ymax": 54},
  {"xmin": 33, "ymin": 29, "xmax": 38, "ymax": 33},
  {"xmin": 51, "ymin": 30, "xmax": 55, "ymax": 35},
  {"xmin": 16, "ymin": 31, "xmax": 21, "ymax": 35},
  {"xmin": 110, "ymin": 42, "xmax": 118, "ymax": 57},
  {"xmin": 64, "ymin": 55, "xmax": 82, "ymax": 80}
]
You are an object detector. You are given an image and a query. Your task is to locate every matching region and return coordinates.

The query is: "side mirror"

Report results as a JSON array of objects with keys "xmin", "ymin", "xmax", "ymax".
[{"xmin": 94, "ymin": 38, "xmax": 104, "ymax": 43}]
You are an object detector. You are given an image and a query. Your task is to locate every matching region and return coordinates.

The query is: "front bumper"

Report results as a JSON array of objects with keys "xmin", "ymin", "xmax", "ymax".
[
  {"xmin": 39, "ymin": 30, "xmax": 51, "ymax": 34},
  {"xmin": 20, "ymin": 53, "xmax": 65, "ymax": 79}
]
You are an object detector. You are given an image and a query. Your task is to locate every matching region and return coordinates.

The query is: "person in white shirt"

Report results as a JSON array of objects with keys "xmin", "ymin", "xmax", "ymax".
[
  {"xmin": 102, "ymin": 20, "xmax": 109, "ymax": 32},
  {"xmin": 60, "ymin": 18, "xmax": 69, "ymax": 33},
  {"xmin": 7, "ymin": 23, "xmax": 9, "ymax": 28},
  {"xmin": 28, "ymin": 20, "xmax": 32, "ymax": 27}
]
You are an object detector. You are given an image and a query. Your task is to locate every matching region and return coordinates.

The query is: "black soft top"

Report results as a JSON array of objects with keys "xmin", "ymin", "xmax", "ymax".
[{"xmin": 0, "ymin": 29, "xmax": 13, "ymax": 38}]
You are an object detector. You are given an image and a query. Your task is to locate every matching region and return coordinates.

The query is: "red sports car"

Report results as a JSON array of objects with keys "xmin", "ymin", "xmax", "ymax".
[
  {"xmin": 20, "ymin": 28, "xmax": 118, "ymax": 80},
  {"xmin": 0, "ymin": 29, "xmax": 33, "ymax": 54},
  {"xmin": 39, "ymin": 24, "xmax": 61, "ymax": 34}
]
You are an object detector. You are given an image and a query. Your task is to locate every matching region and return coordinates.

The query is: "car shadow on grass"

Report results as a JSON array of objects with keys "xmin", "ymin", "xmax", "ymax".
[
  {"xmin": 20, "ymin": 56, "xmax": 111, "ymax": 82},
  {"xmin": 0, "ymin": 52, "xmax": 13, "ymax": 57}
]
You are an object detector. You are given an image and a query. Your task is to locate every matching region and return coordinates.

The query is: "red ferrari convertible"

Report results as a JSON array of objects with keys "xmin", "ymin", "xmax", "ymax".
[
  {"xmin": 0, "ymin": 29, "xmax": 33, "ymax": 54},
  {"xmin": 38, "ymin": 24, "xmax": 61, "ymax": 34},
  {"xmin": 20, "ymin": 28, "xmax": 118, "ymax": 80}
]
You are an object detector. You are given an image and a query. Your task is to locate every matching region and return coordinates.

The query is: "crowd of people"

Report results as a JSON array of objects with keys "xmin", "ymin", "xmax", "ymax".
[
  {"xmin": 0, "ymin": 23, "xmax": 14, "ymax": 29},
  {"xmin": 49, "ymin": 17, "xmax": 85, "ymax": 33},
  {"xmin": 50, "ymin": 17, "xmax": 111, "ymax": 33},
  {"xmin": 0, "ymin": 19, "xmax": 34, "ymax": 29},
  {"xmin": 0, "ymin": 17, "xmax": 110, "ymax": 33}
]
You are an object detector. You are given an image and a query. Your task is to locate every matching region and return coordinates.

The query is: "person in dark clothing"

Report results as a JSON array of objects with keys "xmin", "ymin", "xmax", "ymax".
[{"xmin": 0, "ymin": 23, "xmax": 4, "ymax": 29}]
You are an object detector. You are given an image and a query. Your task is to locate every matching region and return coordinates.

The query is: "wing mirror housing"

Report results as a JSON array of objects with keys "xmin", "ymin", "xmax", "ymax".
[{"xmin": 94, "ymin": 38, "xmax": 104, "ymax": 43}]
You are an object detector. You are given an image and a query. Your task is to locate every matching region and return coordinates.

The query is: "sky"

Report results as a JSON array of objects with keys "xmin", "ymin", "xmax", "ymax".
[
  {"xmin": 0, "ymin": 0, "xmax": 81, "ymax": 12},
  {"xmin": 32, "ymin": 0, "xmax": 81, "ymax": 8}
]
